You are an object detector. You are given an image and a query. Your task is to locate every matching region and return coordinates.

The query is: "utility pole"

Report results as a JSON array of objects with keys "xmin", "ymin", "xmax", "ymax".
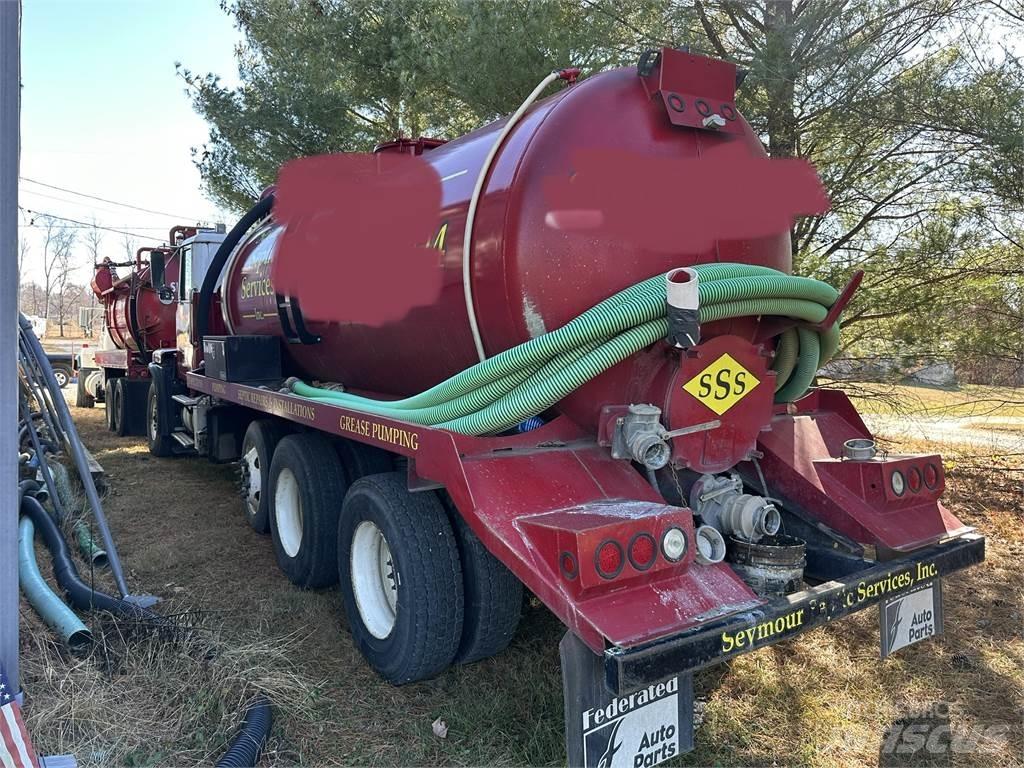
[{"xmin": 1, "ymin": 0, "xmax": 21, "ymax": 690}]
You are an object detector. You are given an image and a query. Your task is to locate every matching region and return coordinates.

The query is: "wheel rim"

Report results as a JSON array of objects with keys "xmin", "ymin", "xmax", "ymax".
[
  {"xmin": 148, "ymin": 393, "xmax": 158, "ymax": 441},
  {"xmin": 274, "ymin": 467, "xmax": 303, "ymax": 558},
  {"xmin": 351, "ymin": 521, "xmax": 398, "ymax": 639},
  {"xmin": 242, "ymin": 445, "xmax": 261, "ymax": 517},
  {"xmin": 54, "ymin": 371, "xmax": 67, "ymax": 387}
]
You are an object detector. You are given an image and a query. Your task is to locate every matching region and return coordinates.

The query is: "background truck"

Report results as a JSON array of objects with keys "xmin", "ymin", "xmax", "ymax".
[
  {"xmin": 79, "ymin": 225, "xmax": 226, "ymax": 434},
  {"xmin": 44, "ymin": 352, "xmax": 74, "ymax": 388},
  {"xmin": 92, "ymin": 49, "xmax": 985, "ymax": 766}
]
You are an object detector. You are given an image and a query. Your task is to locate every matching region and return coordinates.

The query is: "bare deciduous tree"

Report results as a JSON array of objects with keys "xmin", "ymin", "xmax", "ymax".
[
  {"xmin": 18, "ymin": 237, "xmax": 29, "ymax": 282},
  {"xmin": 54, "ymin": 279, "xmax": 87, "ymax": 338},
  {"xmin": 39, "ymin": 216, "xmax": 77, "ymax": 331},
  {"xmin": 18, "ymin": 281, "xmax": 44, "ymax": 317},
  {"xmin": 122, "ymin": 232, "xmax": 137, "ymax": 262},
  {"xmin": 82, "ymin": 220, "xmax": 104, "ymax": 337}
]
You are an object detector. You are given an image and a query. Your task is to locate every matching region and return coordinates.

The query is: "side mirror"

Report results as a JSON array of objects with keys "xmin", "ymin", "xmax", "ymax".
[{"xmin": 151, "ymin": 252, "xmax": 166, "ymax": 288}]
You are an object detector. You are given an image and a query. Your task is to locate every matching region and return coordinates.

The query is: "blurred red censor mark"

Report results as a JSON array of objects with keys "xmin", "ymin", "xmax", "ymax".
[
  {"xmin": 543, "ymin": 142, "xmax": 830, "ymax": 251},
  {"xmin": 272, "ymin": 153, "xmax": 443, "ymax": 325}
]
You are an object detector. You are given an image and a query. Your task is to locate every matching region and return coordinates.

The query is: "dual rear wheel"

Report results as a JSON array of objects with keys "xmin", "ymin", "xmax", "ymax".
[
  {"xmin": 105, "ymin": 377, "xmax": 129, "ymax": 436},
  {"xmin": 245, "ymin": 427, "xmax": 522, "ymax": 683}
]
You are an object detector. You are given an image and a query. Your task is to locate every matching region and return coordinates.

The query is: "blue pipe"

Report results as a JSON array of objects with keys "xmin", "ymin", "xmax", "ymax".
[{"xmin": 18, "ymin": 517, "xmax": 91, "ymax": 648}]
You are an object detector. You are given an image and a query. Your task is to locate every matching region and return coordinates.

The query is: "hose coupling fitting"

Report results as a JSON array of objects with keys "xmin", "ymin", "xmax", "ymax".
[
  {"xmin": 690, "ymin": 473, "xmax": 781, "ymax": 543},
  {"xmin": 613, "ymin": 404, "xmax": 671, "ymax": 470},
  {"xmin": 694, "ymin": 525, "xmax": 727, "ymax": 564}
]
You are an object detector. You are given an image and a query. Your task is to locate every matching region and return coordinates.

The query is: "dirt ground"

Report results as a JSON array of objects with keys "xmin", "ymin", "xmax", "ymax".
[{"xmin": 18, "ymin": 402, "xmax": 1024, "ymax": 767}]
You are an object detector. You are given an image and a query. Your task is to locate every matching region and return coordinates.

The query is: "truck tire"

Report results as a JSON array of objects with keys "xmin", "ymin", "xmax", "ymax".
[
  {"xmin": 448, "ymin": 508, "xmax": 523, "ymax": 664},
  {"xmin": 335, "ymin": 438, "xmax": 393, "ymax": 483},
  {"xmin": 75, "ymin": 373, "xmax": 95, "ymax": 408},
  {"xmin": 105, "ymin": 378, "xmax": 120, "ymax": 432},
  {"xmin": 51, "ymin": 365, "xmax": 71, "ymax": 389},
  {"xmin": 338, "ymin": 472, "xmax": 464, "ymax": 684},
  {"xmin": 269, "ymin": 433, "xmax": 347, "ymax": 588},
  {"xmin": 147, "ymin": 384, "xmax": 173, "ymax": 457},
  {"xmin": 91, "ymin": 372, "xmax": 105, "ymax": 404},
  {"xmin": 240, "ymin": 419, "xmax": 289, "ymax": 534},
  {"xmin": 112, "ymin": 378, "xmax": 130, "ymax": 437}
]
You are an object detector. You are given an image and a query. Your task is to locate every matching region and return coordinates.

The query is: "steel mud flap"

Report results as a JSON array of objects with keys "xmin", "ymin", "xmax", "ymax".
[{"xmin": 602, "ymin": 532, "xmax": 984, "ymax": 695}]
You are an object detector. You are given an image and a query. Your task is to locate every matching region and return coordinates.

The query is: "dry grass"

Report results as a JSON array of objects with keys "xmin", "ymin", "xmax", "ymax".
[
  {"xmin": 836, "ymin": 381, "xmax": 1024, "ymax": 418},
  {"xmin": 16, "ymin": 404, "xmax": 1024, "ymax": 767},
  {"xmin": 20, "ymin": 616, "xmax": 320, "ymax": 767}
]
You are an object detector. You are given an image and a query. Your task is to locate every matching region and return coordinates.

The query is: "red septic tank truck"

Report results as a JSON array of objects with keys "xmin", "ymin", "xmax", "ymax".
[
  {"xmin": 81, "ymin": 225, "xmax": 226, "ymax": 433},
  {"xmin": 130, "ymin": 50, "xmax": 982, "ymax": 765}
]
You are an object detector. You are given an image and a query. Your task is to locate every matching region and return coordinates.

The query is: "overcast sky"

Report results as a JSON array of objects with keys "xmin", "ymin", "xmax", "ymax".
[{"xmin": 18, "ymin": 0, "xmax": 241, "ymax": 285}]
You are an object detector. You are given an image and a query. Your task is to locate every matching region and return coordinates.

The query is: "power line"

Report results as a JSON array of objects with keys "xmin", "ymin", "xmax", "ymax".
[
  {"xmin": 19, "ymin": 176, "xmax": 204, "ymax": 220},
  {"xmin": 19, "ymin": 185, "xmax": 166, "ymax": 219},
  {"xmin": 18, "ymin": 207, "xmax": 165, "ymax": 242},
  {"xmin": 18, "ymin": 223, "xmax": 171, "ymax": 230}
]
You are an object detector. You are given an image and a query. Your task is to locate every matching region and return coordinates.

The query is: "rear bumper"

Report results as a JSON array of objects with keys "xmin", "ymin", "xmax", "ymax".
[{"xmin": 604, "ymin": 532, "xmax": 985, "ymax": 694}]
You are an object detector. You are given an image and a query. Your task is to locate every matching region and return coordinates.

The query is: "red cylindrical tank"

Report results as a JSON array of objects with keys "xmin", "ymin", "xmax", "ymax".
[
  {"xmin": 93, "ymin": 250, "xmax": 180, "ymax": 355},
  {"xmin": 222, "ymin": 51, "xmax": 790, "ymax": 428}
]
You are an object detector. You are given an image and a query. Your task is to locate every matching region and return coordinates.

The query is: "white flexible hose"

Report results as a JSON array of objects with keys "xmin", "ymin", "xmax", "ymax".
[{"xmin": 462, "ymin": 71, "xmax": 563, "ymax": 361}]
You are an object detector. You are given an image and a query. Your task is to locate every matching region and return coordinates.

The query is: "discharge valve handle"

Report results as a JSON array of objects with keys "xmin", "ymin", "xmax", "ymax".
[{"xmin": 611, "ymin": 403, "xmax": 720, "ymax": 470}]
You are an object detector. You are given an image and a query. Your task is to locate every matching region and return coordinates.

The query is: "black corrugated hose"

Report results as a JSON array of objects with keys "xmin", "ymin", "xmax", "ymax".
[
  {"xmin": 215, "ymin": 695, "xmax": 272, "ymax": 767},
  {"xmin": 18, "ymin": 479, "xmax": 39, "ymax": 504}
]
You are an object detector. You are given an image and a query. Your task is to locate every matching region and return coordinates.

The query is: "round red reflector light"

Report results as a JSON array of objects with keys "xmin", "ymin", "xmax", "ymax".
[
  {"xmin": 559, "ymin": 551, "xmax": 578, "ymax": 580},
  {"xmin": 924, "ymin": 463, "xmax": 939, "ymax": 489},
  {"xmin": 595, "ymin": 540, "xmax": 624, "ymax": 579},
  {"xmin": 908, "ymin": 466, "xmax": 922, "ymax": 493},
  {"xmin": 628, "ymin": 533, "xmax": 657, "ymax": 571}
]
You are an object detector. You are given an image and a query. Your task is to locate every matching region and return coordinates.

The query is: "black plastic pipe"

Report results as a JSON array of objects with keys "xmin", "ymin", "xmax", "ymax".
[
  {"xmin": 195, "ymin": 194, "xmax": 274, "ymax": 347},
  {"xmin": 18, "ymin": 479, "xmax": 38, "ymax": 505},
  {"xmin": 215, "ymin": 696, "xmax": 272, "ymax": 768},
  {"xmin": 19, "ymin": 495, "xmax": 160, "ymax": 621},
  {"xmin": 19, "ymin": 317, "xmax": 131, "ymax": 597},
  {"xmin": 18, "ymin": 412, "xmax": 47, "ymax": 449},
  {"xmin": 18, "ymin": 335, "xmax": 66, "ymax": 447},
  {"xmin": 19, "ymin": 393, "xmax": 64, "ymax": 518}
]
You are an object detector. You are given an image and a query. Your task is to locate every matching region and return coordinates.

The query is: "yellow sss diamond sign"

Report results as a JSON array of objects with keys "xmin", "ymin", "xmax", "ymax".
[{"xmin": 683, "ymin": 353, "xmax": 760, "ymax": 415}]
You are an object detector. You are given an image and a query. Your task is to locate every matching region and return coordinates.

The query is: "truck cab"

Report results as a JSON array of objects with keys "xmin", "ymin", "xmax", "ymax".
[{"xmin": 172, "ymin": 228, "xmax": 229, "ymax": 372}]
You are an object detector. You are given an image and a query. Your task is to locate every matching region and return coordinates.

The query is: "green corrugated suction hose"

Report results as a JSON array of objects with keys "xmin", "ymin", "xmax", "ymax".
[
  {"xmin": 19, "ymin": 516, "xmax": 92, "ymax": 648},
  {"xmin": 289, "ymin": 263, "xmax": 841, "ymax": 435}
]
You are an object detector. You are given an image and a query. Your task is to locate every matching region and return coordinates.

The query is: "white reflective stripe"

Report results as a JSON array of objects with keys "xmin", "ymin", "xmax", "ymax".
[
  {"xmin": 440, "ymin": 169, "xmax": 468, "ymax": 182},
  {"xmin": 2, "ymin": 706, "xmax": 32, "ymax": 768}
]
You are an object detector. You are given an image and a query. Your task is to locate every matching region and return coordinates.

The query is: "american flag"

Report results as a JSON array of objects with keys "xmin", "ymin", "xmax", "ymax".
[{"xmin": 0, "ymin": 665, "xmax": 41, "ymax": 768}]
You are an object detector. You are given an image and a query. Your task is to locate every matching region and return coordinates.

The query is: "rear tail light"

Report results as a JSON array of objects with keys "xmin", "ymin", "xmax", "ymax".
[
  {"xmin": 628, "ymin": 533, "xmax": 657, "ymax": 571},
  {"xmin": 661, "ymin": 527, "xmax": 687, "ymax": 562},
  {"xmin": 908, "ymin": 466, "xmax": 922, "ymax": 493},
  {"xmin": 924, "ymin": 463, "xmax": 940, "ymax": 489},
  {"xmin": 595, "ymin": 540, "xmax": 624, "ymax": 579},
  {"xmin": 890, "ymin": 470, "xmax": 906, "ymax": 496}
]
